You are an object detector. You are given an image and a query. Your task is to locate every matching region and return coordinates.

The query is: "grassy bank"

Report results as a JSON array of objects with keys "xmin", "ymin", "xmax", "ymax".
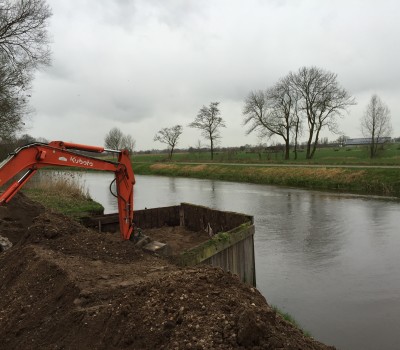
[
  {"xmin": 271, "ymin": 305, "xmax": 311, "ymax": 338},
  {"xmin": 132, "ymin": 162, "xmax": 400, "ymax": 198},
  {"xmin": 23, "ymin": 172, "xmax": 103, "ymax": 217}
]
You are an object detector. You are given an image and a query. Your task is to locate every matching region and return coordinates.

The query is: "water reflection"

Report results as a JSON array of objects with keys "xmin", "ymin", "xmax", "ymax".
[
  {"xmin": 168, "ymin": 177, "xmax": 176, "ymax": 193},
  {"xmin": 33, "ymin": 171, "xmax": 400, "ymax": 350}
]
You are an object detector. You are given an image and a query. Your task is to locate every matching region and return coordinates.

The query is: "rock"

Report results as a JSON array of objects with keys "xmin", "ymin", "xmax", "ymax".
[{"xmin": 0, "ymin": 235, "xmax": 12, "ymax": 252}]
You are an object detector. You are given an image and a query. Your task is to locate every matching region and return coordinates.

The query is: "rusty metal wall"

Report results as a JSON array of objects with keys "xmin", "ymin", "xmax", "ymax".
[
  {"xmin": 181, "ymin": 203, "xmax": 253, "ymax": 233},
  {"xmin": 83, "ymin": 203, "xmax": 253, "ymax": 235},
  {"xmin": 133, "ymin": 206, "xmax": 180, "ymax": 228},
  {"xmin": 81, "ymin": 203, "xmax": 256, "ymax": 286}
]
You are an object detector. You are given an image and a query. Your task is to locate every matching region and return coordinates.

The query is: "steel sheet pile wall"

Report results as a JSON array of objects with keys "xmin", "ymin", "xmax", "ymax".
[
  {"xmin": 178, "ymin": 203, "xmax": 256, "ymax": 286},
  {"xmin": 81, "ymin": 206, "xmax": 181, "ymax": 232},
  {"xmin": 133, "ymin": 206, "xmax": 180, "ymax": 228},
  {"xmin": 202, "ymin": 230, "xmax": 255, "ymax": 286},
  {"xmin": 82, "ymin": 203, "xmax": 256, "ymax": 286},
  {"xmin": 180, "ymin": 203, "xmax": 253, "ymax": 232}
]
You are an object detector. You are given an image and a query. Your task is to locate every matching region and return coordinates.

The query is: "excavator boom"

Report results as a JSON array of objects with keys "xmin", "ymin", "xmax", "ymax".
[{"xmin": 0, "ymin": 141, "xmax": 135, "ymax": 240}]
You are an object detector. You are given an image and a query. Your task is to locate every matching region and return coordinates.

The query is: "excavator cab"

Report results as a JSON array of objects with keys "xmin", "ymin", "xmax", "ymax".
[{"xmin": 0, "ymin": 141, "xmax": 135, "ymax": 240}]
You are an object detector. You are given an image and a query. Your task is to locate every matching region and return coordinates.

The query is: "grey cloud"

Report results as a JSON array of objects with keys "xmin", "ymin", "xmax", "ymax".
[
  {"xmin": 28, "ymin": 0, "xmax": 400, "ymax": 148},
  {"xmin": 111, "ymin": 97, "xmax": 153, "ymax": 123}
]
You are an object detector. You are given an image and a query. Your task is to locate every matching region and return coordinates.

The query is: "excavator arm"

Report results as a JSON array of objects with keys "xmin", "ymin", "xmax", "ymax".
[{"xmin": 0, "ymin": 141, "xmax": 135, "ymax": 240}]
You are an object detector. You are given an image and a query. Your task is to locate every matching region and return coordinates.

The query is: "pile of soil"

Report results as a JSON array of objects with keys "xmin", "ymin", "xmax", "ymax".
[
  {"xmin": 0, "ymin": 193, "xmax": 335, "ymax": 349},
  {"xmin": 144, "ymin": 226, "xmax": 212, "ymax": 254}
]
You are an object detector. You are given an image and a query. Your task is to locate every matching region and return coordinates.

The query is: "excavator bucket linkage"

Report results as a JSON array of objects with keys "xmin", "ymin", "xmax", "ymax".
[{"xmin": 0, "ymin": 141, "xmax": 135, "ymax": 240}]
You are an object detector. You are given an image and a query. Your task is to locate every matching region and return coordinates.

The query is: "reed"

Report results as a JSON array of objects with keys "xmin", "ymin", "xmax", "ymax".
[{"xmin": 23, "ymin": 171, "xmax": 103, "ymax": 217}]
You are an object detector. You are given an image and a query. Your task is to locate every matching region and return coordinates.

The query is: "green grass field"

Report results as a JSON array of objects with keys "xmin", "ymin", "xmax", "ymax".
[
  {"xmin": 130, "ymin": 145, "xmax": 400, "ymax": 197},
  {"xmin": 132, "ymin": 144, "xmax": 400, "ymax": 166}
]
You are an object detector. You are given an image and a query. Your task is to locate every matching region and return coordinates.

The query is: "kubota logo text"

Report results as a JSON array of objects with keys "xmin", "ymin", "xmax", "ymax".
[{"xmin": 70, "ymin": 156, "xmax": 94, "ymax": 167}]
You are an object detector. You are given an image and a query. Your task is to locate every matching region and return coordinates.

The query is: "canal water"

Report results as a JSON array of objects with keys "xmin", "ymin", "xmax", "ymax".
[{"xmin": 64, "ymin": 172, "xmax": 400, "ymax": 350}]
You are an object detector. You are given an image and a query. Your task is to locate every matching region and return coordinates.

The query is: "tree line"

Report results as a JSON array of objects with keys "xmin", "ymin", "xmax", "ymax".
[
  {"xmin": 243, "ymin": 66, "xmax": 357, "ymax": 160},
  {"xmin": 107, "ymin": 67, "xmax": 392, "ymax": 160}
]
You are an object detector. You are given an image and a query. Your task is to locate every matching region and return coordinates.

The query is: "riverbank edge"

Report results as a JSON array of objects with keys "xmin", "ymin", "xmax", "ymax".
[
  {"xmin": 20, "ymin": 174, "xmax": 316, "ymax": 342},
  {"xmin": 23, "ymin": 188, "xmax": 104, "ymax": 218},
  {"xmin": 132, "ymin": 162, "xmax": 400, "ymax": 198}
]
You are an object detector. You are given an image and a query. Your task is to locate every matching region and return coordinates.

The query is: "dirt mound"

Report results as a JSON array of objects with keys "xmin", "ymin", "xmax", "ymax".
[
  {"xmin": 0, "ymin": 192, "xmax": 43, "ymax": 245},
  {"xmin": 0, "ymin": 193, "xmax": 335, "ymax": 349}
]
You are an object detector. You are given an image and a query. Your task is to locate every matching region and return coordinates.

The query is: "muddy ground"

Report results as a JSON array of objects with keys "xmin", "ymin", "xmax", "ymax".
[{"xmin": 0, "ymin": 193, "xmax": 335, "ymax": 350}]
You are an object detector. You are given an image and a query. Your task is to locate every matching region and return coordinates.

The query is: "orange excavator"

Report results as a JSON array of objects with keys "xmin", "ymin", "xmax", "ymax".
[{"xmin": 0, "ymin": 141, "xmax": 135, "ymax": 240}]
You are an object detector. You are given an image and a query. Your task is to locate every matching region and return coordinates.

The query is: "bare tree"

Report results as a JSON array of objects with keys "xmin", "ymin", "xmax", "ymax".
[
  {"xmin": 0, "ymin": 0, "xmax": 52, "ymax": 68},
  {"xmin": 153, "ymin": 125, "xmax": 183, "ymax": 159},
  {"xmin": 104, "ymin": 128, "xmax": 136, "ymax": 154},
  {"xmin": 289, "ymin": 66, "xmax": 356, "ymax": 159},
  {"xmin": 361, "ymin": 94, "xmax": 392, "ymax": 158},
  {"xmin": 0, "ymin": 0, "xmax": 52, "ymax": 140},
  {"xmin": 291, "ymin": 104, "xmax": 302, "ymax": 160},
  {"xmin": 121, "ymin": 134, "xmax": 136, "ymax": 153},
  {"xmin": 189, "ymin": 102, "xmax": 225, "ymax": 160},
  {"xmin": 196, "ymin": 139, "xmax": 202, "ymax": 151},
  {"xmin": 243, "ymin": 77, "xmax": 298, "ymax": 160},
  {"xmin": 337, "ymin": 134, "xmax": 349, "ymax": 147},
  {"xmin": 0, "ymin": 58, "xmax": 30, "ymax": 141},
  {"xmin": 104, "ymin": 127, "xmax": 124, "ymax": 150},
  {"xmin": 242, "ymin": 90, "xmax": 268, "ymax": 134}
]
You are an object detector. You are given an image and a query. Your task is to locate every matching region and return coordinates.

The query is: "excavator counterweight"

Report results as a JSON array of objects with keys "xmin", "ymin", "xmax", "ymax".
[{"xmin": 0, "ymin": 141, "xmax": 135, "ymax": 240}]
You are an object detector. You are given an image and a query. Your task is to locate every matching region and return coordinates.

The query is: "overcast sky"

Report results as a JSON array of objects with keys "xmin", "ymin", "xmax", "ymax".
[{"xmin": 28, "ymin": 0, "xmax": 400, "ymax": 151}]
